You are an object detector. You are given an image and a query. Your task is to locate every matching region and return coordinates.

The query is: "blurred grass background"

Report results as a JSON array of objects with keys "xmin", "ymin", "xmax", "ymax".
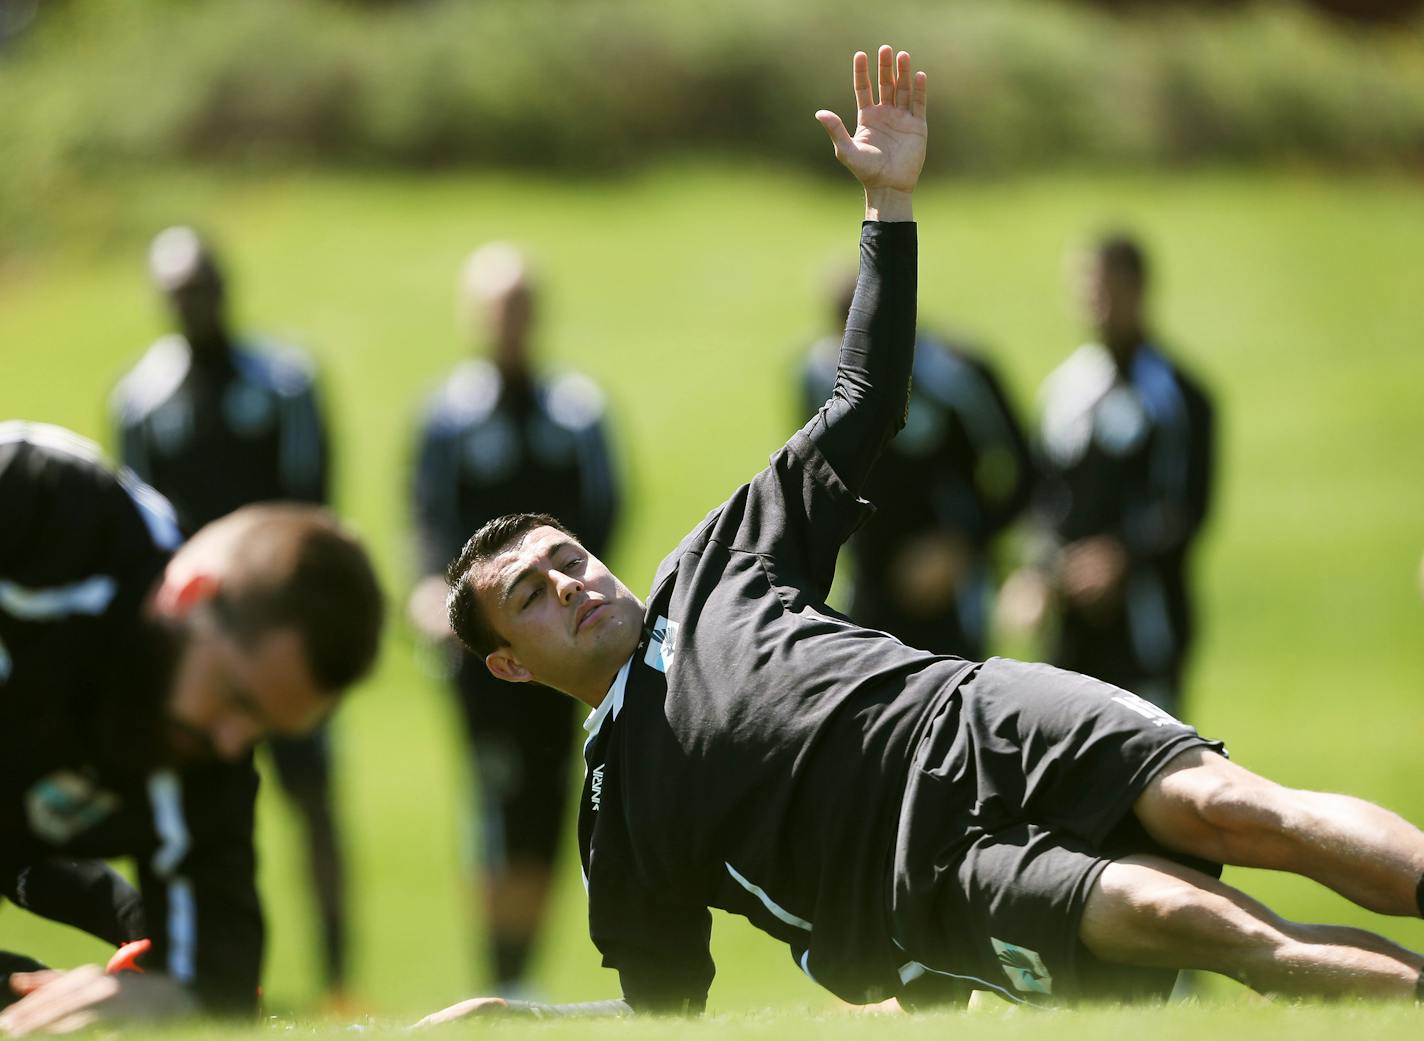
[
  {"xmin": 2, "ymin": 0, "xmax": 1424, "ymax": 1029},
  {"xmin": 2, "ymin": 166, "xmax": 1421, "ymax": 1019}
]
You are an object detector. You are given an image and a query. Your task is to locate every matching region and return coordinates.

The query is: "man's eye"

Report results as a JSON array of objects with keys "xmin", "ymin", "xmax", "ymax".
[
  {"xmin": 565, "ymin": 556, "xmax": 585, "ymax": 571},
  {"xmin": 524, "ymin": 586, "xmax": 544, "ymax": 608}
]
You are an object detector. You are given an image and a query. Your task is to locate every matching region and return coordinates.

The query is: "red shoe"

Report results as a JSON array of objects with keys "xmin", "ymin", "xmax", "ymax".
[{"xmin": 105, "ymin": 939, "xmax": 151, "ymax": 975}]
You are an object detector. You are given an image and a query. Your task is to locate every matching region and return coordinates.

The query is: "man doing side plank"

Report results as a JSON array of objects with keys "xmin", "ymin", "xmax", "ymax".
[{"xmin": 423, "ymin": 46, "xmax": 1424, "ymax": 1022}]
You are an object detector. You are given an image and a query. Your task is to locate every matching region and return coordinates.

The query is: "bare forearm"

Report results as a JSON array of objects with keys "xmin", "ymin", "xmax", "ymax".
[
  {"xmin": 411, "ymin": 995, "xmax": 632, "ymax": 1028},
  {"xmin": 503, "ymin": 998, "xmax": 633, "ymax": 1018}
]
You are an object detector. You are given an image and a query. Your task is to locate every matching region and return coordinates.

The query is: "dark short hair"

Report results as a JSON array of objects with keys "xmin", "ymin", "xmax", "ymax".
[
  {"xmin": 1094, "ymin": 231, "xmax": 1149, "ymax": 290},
  {"xmin": 446, "ymin": 512, "xmax": 576, "ymax": 658},
  {"xmin": 207, "ymin": 504, "xmax": 385, "ymax": 692}
]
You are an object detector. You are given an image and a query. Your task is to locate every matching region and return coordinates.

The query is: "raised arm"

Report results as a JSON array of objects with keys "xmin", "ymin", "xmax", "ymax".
[{"xmin": 805, "ymin": 47, "xmax": 927, "ymax": 495}]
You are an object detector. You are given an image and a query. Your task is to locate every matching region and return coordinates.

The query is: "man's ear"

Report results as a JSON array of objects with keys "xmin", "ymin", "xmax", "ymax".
[
  {"xmin": 153, "ymin": 571, "xmax": 222, "ymax": 618},
  {"xmin": 486, "ymin": 649, "xmax": 532, "ymax": 684}
]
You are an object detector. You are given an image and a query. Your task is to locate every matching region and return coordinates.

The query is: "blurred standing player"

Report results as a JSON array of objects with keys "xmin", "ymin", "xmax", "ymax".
[
  {"xmin": 407, "ymin": 244, "xmax": 620, "ymax": 996},
  {"xmin": 800, "ymin": 272, "xmax": 1031, "ymax": 657},
  {"xmin": 109, "ymin": 227, "xmax": 351, "ymax": 1004},
  {"xmin": 1002, "ymin": 234, "xmax": 1214, "ymax": 713}
]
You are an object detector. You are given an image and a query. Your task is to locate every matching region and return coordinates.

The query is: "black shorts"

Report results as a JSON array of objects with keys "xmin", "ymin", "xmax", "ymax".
[
  {"xmin": 454, "ymin": 655, "xmax": 578, "ymax": 870},
  {"xmin": 890, "ymin": 657, "xmax": 1225, "ymax": 1006}
]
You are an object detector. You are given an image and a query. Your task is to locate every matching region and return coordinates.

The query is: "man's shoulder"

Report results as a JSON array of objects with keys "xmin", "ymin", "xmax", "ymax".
[
  {"xmin": 230, "ymin": 338, "xmax": 318, "ymax": 397},
  {"xmin": 0, "ymin": 421, "xmax": 182, "ymax": 557},
  {"xmin": 911, "ymin": 332, "xmax": 997, "ymax": 406},
  {"xmin": 111, "ymin": 336, "xmax": 192, "ymax": 424},
  {"xmin": 421, "ymin": 360, "xmax": 501, "ymax": 434},
  {"xmin": 1151, "ymin": 347, "xmax": 1214, "ymax": 414},
  {"xmin": 541, "ymin": 369, "xmax": 609, "ymax": 431},
  {"xmin": 1039, "ymin": 343, "xmax": 1114, "ymax": 405},
  {"xmin": 648, "ymin": 502, "xmax": 725, "ymax": 597},
  {"xmin": 1130, "ymin": 344, "xmax": 1215, "ymax": 430}
]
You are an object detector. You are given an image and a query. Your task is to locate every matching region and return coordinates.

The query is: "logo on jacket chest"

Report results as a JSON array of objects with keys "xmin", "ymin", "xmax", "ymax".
[
  {"xmin": 644, "ymin": 615, "xmax": 679, "ymax": 674},
  {"xmin": 25, "ymin": 770, "xmax": 122, "ymax": 845}
]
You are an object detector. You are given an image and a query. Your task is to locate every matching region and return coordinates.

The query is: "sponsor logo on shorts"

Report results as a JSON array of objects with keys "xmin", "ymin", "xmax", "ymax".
[
  {"xmin": 991, "ymin": 938, "xmax": 1053, "ymax": 995},
  {"xmin": 1111, "ymin": 691, "xmax": 1184, "ymax": 729}
]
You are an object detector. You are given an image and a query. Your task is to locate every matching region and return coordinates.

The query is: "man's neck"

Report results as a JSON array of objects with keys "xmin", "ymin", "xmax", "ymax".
[
  {"xmin": 184, "ymin": 331, "xmax": 232, "ymax": 368},
  {"xmin": 576, "ymin": 659, "xmax": 628, "ymax": 711},
  {"xmin": 493, "ymin": 353, "xmax": 531, "ymax": 390},
  {"xmin": 1104, "ymin": 329, "xmax": 1146, "ymax": 369}
]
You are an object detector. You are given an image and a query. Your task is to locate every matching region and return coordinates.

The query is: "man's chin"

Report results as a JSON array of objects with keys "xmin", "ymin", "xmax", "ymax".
[{"xmin": 159, "ymin": 720, "xmax": 218, "ymax": 766}]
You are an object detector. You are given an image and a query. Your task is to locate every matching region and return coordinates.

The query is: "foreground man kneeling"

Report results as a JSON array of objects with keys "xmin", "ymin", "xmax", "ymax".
[{"xmin": 0, "ymin": 422, "xmax": 383, "ymax": 1034}]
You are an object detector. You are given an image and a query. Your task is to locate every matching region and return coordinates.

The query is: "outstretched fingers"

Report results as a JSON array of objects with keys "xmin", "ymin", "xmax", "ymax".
[
  {"xmin": 876, "ymin": 45, "xmax": 895, "ymax": 107},
  {"xmin": 895, "ymin": 51, "xmax": 912, "ymax": 109},
  {"xmin": 911, "ymin": 70, "xmax": 928, "ymax": 119},
  {"xmin": 852, "ymin": 50, "xmax": 872, "ymax": 112}
]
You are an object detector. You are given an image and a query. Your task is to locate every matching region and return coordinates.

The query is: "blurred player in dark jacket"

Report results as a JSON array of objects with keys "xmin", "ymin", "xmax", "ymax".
[
  {"xmin": 110, "ymin": 227, "xmax": 352, "ymax": 1004},
  {"xmin": 0, "ymin": 422, "xmax": 382, "ymax": 1033},
  {"xmin": 801, "ymin": 270, "xmax": 1031, "ymax": 658},
  {"xmin": 408, "ymin": 243, "xmax": 620, "ymax": 996},
  {"xmin": 1002, "ymin": 233, "xmax": 1214, "ymax": 714}
]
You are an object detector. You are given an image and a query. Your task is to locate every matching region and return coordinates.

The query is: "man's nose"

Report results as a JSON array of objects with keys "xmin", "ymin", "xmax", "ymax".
[{"xmin": 552, "ymin": 569, "xmax": 583, "ymax": 604}]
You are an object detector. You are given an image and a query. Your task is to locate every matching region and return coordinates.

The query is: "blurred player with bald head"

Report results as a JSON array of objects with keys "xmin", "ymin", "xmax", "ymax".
[
  {"xmin": 408, "ymin": 243, "xmax": 621, "ymax": 996},
  {"xmin": 110, "ymin": 227, "xmax": 354, "ymax": 1006}
]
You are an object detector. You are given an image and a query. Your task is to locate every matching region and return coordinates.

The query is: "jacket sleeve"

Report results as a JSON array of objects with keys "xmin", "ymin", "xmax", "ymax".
[
  {"xmin": 1123, "ymin": 371, "xmax": 1215, "ymax": 561},
  {"xmin": 589, "ymin": 867, "xmax": 714, "ymax": 1015},
  {"xmin": 960, "ymin": 354, "xmax": 1034, "ymax": 542},
  {"xmin": 277, "ymin": 377, "xmax": 330, "ymax": 506},
  {"xmin": 799, "ymin": 221, "xmax": 918, "ymax": 498},
  {"xmin": 136, "ymin": 764, "xmax": 264, "ymax": 1016},
  {"xmin": 411, "ymin": 411, "xmax": 465, "ymax": 578}
]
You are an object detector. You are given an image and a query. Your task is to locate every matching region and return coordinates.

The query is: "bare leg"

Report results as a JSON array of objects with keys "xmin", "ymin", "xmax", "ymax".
[
  {"xmin": 1081, "ymin": 855, "xmax": 1423, "ymax": 998},
  {"xmin": 1135, "ymin": 748, "xmax": 1424, "ymax": 916}
]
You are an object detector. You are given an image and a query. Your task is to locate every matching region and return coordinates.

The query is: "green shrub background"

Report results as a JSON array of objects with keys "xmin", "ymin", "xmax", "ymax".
[{"xmin": 3, "ymin": 0, "xmax": 1423, "ymax": 215}]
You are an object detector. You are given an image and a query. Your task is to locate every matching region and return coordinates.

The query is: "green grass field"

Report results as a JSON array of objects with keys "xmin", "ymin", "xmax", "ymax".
[{"xmin": 2, "ymin": 164, "xmax": 1423, "ymax": 1035}]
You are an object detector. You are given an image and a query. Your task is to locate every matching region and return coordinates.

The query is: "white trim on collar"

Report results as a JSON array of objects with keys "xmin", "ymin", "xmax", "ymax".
[{"xmin": 583, "ymin": 655, "xmax": 633, "ymax": 737}]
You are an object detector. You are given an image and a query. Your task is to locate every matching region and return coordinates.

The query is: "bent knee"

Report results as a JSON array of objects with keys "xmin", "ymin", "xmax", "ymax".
[
  {"xmin": 1082, "ymin": 856, "xmax": 1282, "ymax": 970},
  {"xmin": 1136, "ymin": 752, "xmax": 1301, "ymax": 864}
]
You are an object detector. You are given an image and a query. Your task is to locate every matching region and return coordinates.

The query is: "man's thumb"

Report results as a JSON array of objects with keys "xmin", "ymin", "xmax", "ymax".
[{"xmin": 815, "ymin": 111, "xmax": 853, "ymax": 155}]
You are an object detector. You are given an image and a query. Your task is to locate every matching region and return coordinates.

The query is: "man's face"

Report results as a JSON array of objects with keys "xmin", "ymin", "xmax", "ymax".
[
  {"xmin": 166, "ymin": 273, "xmax": 225, "ymax": 346},
  {"xmin": 1077, "ymin": 253, "xmax": 1142, "ymax": 345},
  {"xmin": 474, "ymin": 526, "xmax": 642, "ymax": 699},
  {"xmin": 487, "ymin": 285, "xmax": 535, "ymax": 370},
  {"xmin": 163, "ymin": 609, "xmax": 334, "ymax": 763}
]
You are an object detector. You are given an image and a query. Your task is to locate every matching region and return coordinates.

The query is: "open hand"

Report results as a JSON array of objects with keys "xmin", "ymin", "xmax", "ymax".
[
  {"xmin": 816, "ymin": 46, "xmax": 927, "ymax": 215},
  {"xmin": 0, "ymin": 966, "xmax": 195, "ymax": 1036},
  {"xmin": 408, "ymin": 996, "xmax": 509, "ymax": 1029}
]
